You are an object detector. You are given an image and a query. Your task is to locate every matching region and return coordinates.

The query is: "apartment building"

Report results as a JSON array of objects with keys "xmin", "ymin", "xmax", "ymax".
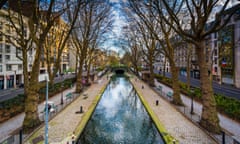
[
  {"xmin": 0, "ymin": 9, "xmax": 26, "ymax": 89},
  {"xmin": 174, "ymin": 4, "xmax": 240, "ymax": 88},
  {"xmin": 154, "ymin": 53, "xmax": 170, "ymax": 74},
  {"xmin": 209, "ymin": 5, "xmax": 240, "ymax": 87},
  {"xmin": 0, "ymin": 4, "xmax": 71, "ymax": 90}
]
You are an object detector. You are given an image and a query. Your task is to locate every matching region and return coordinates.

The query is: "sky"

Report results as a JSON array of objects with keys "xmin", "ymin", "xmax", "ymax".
[{"xmin": 101, "ymin": 0, "xmax": 127, "ymax": 56}]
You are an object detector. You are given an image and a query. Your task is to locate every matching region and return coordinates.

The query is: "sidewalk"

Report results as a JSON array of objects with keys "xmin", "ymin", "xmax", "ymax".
[
  {"xmin": 153, "ymin": 79, "xmax": 240, "ymax": 143},
  {"xmin": 25, "ymin": 76, "xmax": 109, "ymax": 144},
  {"xmin": 0, "ymin": 84, "xmax": 77, "ymax": 142},
  {"xmin": 130, "ymin": 75, "xmax": 217, "ymax": 144}
]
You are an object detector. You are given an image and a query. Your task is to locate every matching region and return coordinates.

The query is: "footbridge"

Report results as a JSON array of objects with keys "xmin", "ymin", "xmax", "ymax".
[{"xmin": 111, "ymin": 66, "xmax": 128, "ymax": 75}]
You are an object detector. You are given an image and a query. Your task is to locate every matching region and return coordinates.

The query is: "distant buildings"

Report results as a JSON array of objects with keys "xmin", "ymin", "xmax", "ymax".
[{"xmin": 163, "ymin": 4, "xmax": 240, "ymax": 88}]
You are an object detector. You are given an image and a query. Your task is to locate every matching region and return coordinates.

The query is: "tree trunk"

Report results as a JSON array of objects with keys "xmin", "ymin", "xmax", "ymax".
[
  {"xmin": 149, "ymin": 60, "xmax": 155, "ymax": 87},
  {"xmin": 186, "ymin": 47, "xmax": 192, "ymax": 91},
  {"xmin": 22, "ymin": 49, "xmax": 29, "ymax": 95},
  {"xmin": 163, "ymin": 58, "xmax": 166, "ymax": 76},
  {"xmin": 134, "ymin": 63, "xmax": 139, "ymax": 76},
  {"xmin": 23, "ymin": 85, "xmax": 40, "ymax": 132},
  {"xmin": 76, "ymin": 59, "xmax": 84, "ymax": 93},
  {"xmin": 170, "ymin": 64, "xmax": 183, "ymax": 105},
  {"xmin": 197, "ymin": 41, "xmax": 221, "ymax": 133},
  {"xmin": 23, "ymin": 47, "xmax": 41, "ymax": 131},
  {"xmin": 86, "ymin": 56, "xmax": 93, "ymax": 84},
  {"xmin": 187, "ymin": 62, "xmax": 191, "ymax": 90}
]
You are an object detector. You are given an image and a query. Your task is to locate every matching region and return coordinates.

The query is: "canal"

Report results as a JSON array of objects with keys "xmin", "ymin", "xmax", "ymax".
[{"xmin": 77, "ymin": 76, "xmax": 165, "ymax": 144}]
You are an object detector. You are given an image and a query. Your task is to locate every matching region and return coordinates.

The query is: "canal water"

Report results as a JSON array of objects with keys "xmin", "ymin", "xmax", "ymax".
[{"xmin": 77, "ymin": 76, "xmax": 165, "ymax": 144}]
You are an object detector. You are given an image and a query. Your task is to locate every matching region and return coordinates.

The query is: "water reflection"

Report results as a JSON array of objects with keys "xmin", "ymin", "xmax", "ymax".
[{"xmin": 78, "ymin": 77, "xmax": 165, "ymax": 144}]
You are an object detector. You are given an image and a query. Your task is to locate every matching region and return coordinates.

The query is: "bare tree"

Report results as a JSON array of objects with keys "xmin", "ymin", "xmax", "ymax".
[
  {"xmin": 22, "ymin": 0, "xmax": 67, "ymax": 132},
  {"xmin": 44, "ymin": 0, "xmax": 82, "ymax": 86},
  {"xmin": 72, "ymin": 0, "xmax": 113, "ymax": 93},
  {"xmin": 157, "ymin": 0, "xmax": 239, "ymax": 133},
  {"xmin": 122, "ymin": 26, "xmax": 142, "ymax": 76},
  {"xmin": 125, "ymin": 3, "xmax": 161, "ymax": 86},
  {"xmin": 127, "ymin": 1, "xmax": 183, "ymax": 104},
  {"xmin": 186, "ymin": 44, "xmax": 193, "ymax": 91},
  {"xmin": 0, "ymin": 7, "xmax": 33, "ymax": 96}
]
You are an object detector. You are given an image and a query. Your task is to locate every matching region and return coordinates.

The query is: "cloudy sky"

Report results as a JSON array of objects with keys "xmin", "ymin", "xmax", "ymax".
[{"xmin": 101, "ymin": 0, "xmax": 127, "ymax": 56}]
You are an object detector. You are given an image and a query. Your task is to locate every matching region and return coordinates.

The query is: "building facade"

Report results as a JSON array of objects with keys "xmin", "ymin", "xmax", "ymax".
[
  {"xmin": 0, "ymin": 7, "xmax": 71, "ymax": 90},
  {"xmin": 174, "ymin": 5, "xmax": 240, "ymax": 88},
  {"xmin": 0, "ymin": 9, "xmax": 26, "ymax": 89}
]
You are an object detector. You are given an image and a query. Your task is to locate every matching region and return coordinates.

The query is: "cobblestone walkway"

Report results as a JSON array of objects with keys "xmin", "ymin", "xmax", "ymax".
[
  {"xmin": 129, "ymin": 75, "xmax": 217, "ymax": 144},
  {"xmin": 25, "ymin": 76, "xmax": 109, "ymax": 144}
]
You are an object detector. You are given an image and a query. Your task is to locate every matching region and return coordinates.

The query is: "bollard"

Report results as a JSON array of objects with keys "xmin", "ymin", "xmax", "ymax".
[
  {"xmin": 80, "ymin": 106, "xmax": 83, "ymax": 113},
  {"xmin": 156, "ymin": 100, "xmax": 159, "ymax": 106},
  {"xmin": 222, "ymin": 131, "xmax": 225, "ymax": 144},
  {"xmin": 19, "ymin": 128, "xmax": 23, "ymax": 144}
]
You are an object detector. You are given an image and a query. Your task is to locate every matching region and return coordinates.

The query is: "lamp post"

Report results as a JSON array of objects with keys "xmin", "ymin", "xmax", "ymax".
[
  {"xmin": 190, "ymin": 88, "xmax": 194, "ymax": 115},
  {"xmin": 61, "ymin": 82, "xmax": 64, "ymax": 105},
  {"xmin": 45, "ymin": 76, "xmax": 49, "ymax": 144},
  {"xmin": 14, "ymin": 70, "xmax": 16, "ymax": 88}
]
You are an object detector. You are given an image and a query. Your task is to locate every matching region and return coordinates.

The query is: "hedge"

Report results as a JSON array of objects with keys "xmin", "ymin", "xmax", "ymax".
[
  {"xmin": 0, "ymin": 77, "xmax": 76, "ymax": 123},
  {"xmin": 155, "ymin": 74, "xmax": 240, "ymax": 122}
]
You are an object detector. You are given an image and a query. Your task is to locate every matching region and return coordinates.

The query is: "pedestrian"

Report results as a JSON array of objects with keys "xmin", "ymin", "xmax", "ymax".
[
  {"xmin": 48, "ymin": 104, "xmax": 51, "ymax": 113},
  {"xmin": 142, "ymin": 85, "xmax": 144, "ymax": 89},
  {"xmin": 72, "ymin": 132, "xmax": 75, "ymax": 144}
]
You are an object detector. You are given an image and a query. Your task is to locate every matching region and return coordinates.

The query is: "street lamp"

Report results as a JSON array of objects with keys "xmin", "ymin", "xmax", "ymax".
[
  {"xmin": 61, "ymin": 82, "xmax": 64, "ymax": 105},
  {"xmin": 190, "ymin": 87, "xmax": 194, "ymax": 115}
]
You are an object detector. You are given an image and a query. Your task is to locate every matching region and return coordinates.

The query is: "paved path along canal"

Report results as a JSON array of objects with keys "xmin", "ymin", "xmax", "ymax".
[
  {"xmin": 25, "ymin": 76, "xmax": 109, "ymax": 144},
  {"xmin": 25, "ymin": 73, "xmax": 216, "ymax": 144}
]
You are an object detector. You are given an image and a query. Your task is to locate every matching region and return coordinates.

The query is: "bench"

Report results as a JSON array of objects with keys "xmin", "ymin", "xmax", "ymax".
[
  {"xmin": 66, "ymin": 92, "xmax": 73, "ymax": 100},
  {"xmin": 167, "ymin": 91, "xmax": 173, "ymax": 99}
]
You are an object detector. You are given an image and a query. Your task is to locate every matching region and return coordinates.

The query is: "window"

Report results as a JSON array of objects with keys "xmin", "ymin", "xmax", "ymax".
[
  {"xmin": 29, "ymin": 48, "xmax": 32, "ymax": 55},
  {"xmin": 6, "ymin": 64, "xmax": 11, "ymax": 71},
  {"xmin": 0, "ymin": 54, "xmax": 2, "ymax": 63},
  {"xmin": 0, "ymin": 65, "xmax": 2, "ymax": 72},
  {"xmin": 214, "ymin": 67, "xmax": 218, "ymax": 73},
  {"xmin": 0, "ymin": 44, "xmax": 2, "ymax": 52},
  {"xmin": 5, "ymin": 45, "xmax": 11, "ymax": 53},
  {"xmin": 18, "ymin": 64, "xmax": 22, "ymax": 70},
  {"xmin": 5, "ymin": 35, "xmax": 10, "ymax": 43},
  {"xmin": 214, "ymin": 40, "xmax": 217, "ymax": 47},
  {"xmin": 16, "ymin": 47, "xmax": 22, "ymax": 57},
  {"xmin": 214, "ymin": 58, "xmax": 217, "ymax": 64},
  {"xmin": 0, "ymin": 34, "xmax": 2, "ymax": 41},
  {"xmin": 214, "ymin": 49, "xmax": 217, "ymax": 56},
  {"xmin": 214, "ymin": 33, "xmax": 217, "ymax": 39},
  {"xmin": 5, "ymin": 55, "xmax": 10, "ymax": 61}
]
